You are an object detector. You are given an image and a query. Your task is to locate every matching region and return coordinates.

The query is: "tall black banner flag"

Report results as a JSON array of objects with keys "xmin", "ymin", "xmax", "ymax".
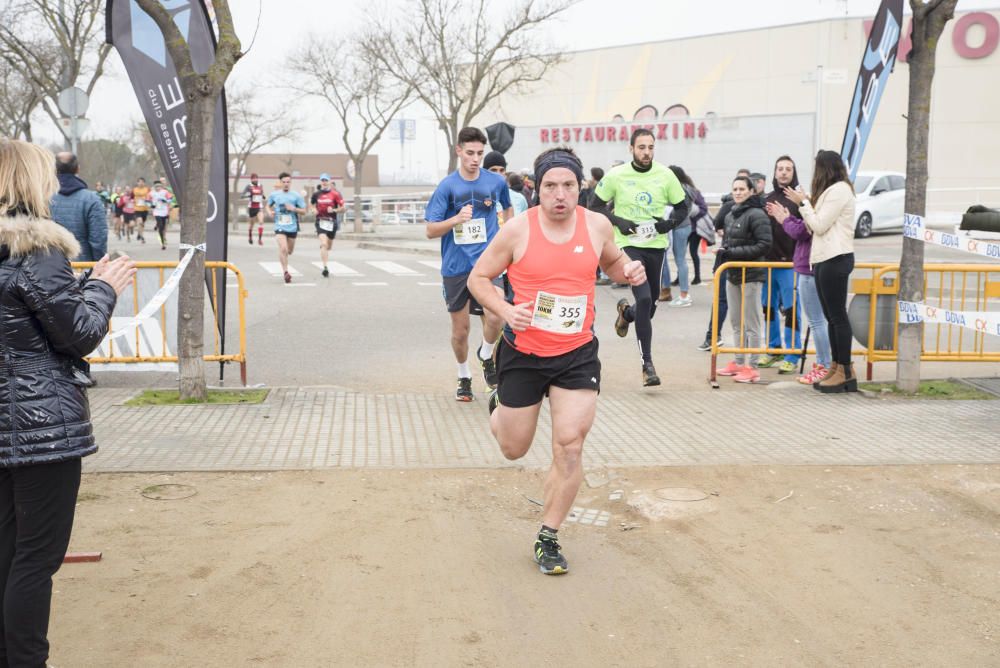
[
  {"xmin": 840, "ymin": 0, "xmax": 904, "ymax": 181},
  {"xmin": 106, "ymin": 0, "xmax": 230, "ymax": 356}
]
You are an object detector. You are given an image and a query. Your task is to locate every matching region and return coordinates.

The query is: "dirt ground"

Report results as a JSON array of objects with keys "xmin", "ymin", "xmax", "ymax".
[{"xmin": 50, "ymin": 465, "xmax": 998, "ymax": 667}]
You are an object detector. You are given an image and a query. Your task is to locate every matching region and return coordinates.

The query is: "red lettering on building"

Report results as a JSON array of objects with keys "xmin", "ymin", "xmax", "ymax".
[
  {"xmin": 618, "ymin": 126, "xmax": 628, "ymax": 141},
  {"xmin": 584, "ymin": 127, "xmax": 593, "ymax": 142},
  {"xmin": 595, "ymin": 127, "xmax": 605, "ymax": 141},
  {"xmin": 864, "ymin": 12, "xmax": 998, "ymax": 61},
  {"xmin": 540, "ymin": 128, "xmax": 549, "ymax": 142},
  {"xmin": 562, "ymin": 128, "xmax": 570, "ymax": 142},
  {"xmin": 573, "ymin": 127, "xmax": 582, "ymax": 141},
  {"xmin": 607, "ymin": 126, "xmax": 616, "ymax": 141},
  {"xmin": 697, "ymin": 122, "xmax": 707, "ymax": 138},
  {"xmin": 656, "ymin": 123, "xmax": 667, "ymax": 139},
  {"xmin": 672, "ymin": 123, "xmax": 679, "ymax": 139},
  {"xmin": 683, "ymin": 122, "xmax": 695, "ymax": 138},
  {"xmin": 953, "ymin": 12, "xmax": 999, "ymax": 59}
]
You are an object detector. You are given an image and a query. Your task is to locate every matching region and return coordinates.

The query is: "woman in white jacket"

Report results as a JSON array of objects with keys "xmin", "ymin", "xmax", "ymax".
[{"xmin": 783, "ymin": 150, "xmax": 857, "ymax": 393}]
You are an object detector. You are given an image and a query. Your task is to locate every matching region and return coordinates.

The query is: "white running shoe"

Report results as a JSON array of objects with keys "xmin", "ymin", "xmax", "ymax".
[{"xmin": 669, "ymin": 296, "xmax": 693, "ymax": 308}]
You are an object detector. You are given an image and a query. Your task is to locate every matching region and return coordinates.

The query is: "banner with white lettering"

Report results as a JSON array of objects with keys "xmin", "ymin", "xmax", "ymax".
[
  {"xmin": 840, "ymin": 0, "xmax": 904, "ymax": 181},
  {"xmin": 902, "ymin": 214, "xmax": 1000, "ymax": 260},
  {"xmin": 898, "ymin": 300, "xmax": 1000, "ymax": 338},
  {"xmin": 106, "ymin": 0, "xmax": 230, "ymax": 356}
]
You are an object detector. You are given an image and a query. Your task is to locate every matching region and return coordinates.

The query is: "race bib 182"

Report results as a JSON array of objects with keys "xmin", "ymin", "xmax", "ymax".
[{"xmin": 454, "ymin": 218, "xmax": 487, "ymax": 245}]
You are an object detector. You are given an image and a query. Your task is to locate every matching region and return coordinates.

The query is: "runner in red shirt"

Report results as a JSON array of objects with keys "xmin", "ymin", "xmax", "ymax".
[
  {"xmin": 310, "ymin": 173, "xmax": 345, "ymax": 277},
  {"xmin": 241, "ymin": 173, "xmax": 266, "ymax": 245},
  {"xmin": 469, "ymin": 147, "xmax": 646, "ymax": 575}
]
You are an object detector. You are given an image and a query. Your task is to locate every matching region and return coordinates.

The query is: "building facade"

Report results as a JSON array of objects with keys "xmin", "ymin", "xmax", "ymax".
[{"xmin": 476, "ymin": 10, "xmax": 1000, "ymax": 206}]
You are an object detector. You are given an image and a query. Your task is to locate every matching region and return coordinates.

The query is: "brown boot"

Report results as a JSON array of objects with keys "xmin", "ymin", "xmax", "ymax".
[
  {"xmin": 813, "ymin": 362, "xmax": 837, "ymax": 389},
  {"xmin": 818, "ymin": 362, "xmax": 858, "ymax": 393},
  {"xmin": 658, "ymin": 287, "xmax": 673, "ymax": 302}
]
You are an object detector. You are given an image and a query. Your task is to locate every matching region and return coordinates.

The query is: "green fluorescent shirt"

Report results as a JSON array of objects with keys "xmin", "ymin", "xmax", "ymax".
[{"xmin": 593, "ymin": 161, "xmax": 686, "ymax": 249}]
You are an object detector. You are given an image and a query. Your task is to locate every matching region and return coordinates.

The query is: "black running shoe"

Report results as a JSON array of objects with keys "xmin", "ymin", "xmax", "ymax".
[
  {"xmin": 322, "ymin": 266, "xmax": 330, "ymax": 278},
  {"xmin": 534, "ymin": 531, "xmax": 568, "ymax": 575},
  {"xmin": 642, "ymin": 363, "xmax": 661, "ymax": 386},
  {"xmin": 455, "ymin": 377, "xmax": 474, "ymax": 402},
  {"xmin": 488, "ymin": 389, "xmax": 500, "ymax": 415},
  {"xmin": 477, "ymin": 349, "xmax": 498, "ymax": 389},
  {"xmin": 615, "ymin": 298, "xmax": 630, "ymax": 338}
]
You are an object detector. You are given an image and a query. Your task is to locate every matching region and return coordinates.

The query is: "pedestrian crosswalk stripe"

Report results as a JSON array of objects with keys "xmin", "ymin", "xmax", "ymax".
[
  {"xmin": 312, "ymin": 261, "xmax": 361, "ymax": 276},
  {"xmin": 418, "ymin": 260, "xmax": 441, "ymax": 270},
  {"xmin": 366, "ymin": 261, "xmax": 422, "ymax": 276},
  {"xmin": 353, "ymin": 281, "xmax": 388, "ymax": 286},
  {"xmin": 418, "ymin": 282, "xmax": 442, "ymax": 286},
  {"xmin": 259, "ymin": 261, "xmax": 302, "ymax": 277},
  {"xmin": 285, "ymin": 283, "xmax": 316, "ymax": 287}
]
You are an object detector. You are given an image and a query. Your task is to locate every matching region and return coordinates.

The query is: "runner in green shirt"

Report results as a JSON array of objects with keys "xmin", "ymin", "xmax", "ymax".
[{"xmin": 591, "ymin": 128, "xmax": 689, "ymax": 386}]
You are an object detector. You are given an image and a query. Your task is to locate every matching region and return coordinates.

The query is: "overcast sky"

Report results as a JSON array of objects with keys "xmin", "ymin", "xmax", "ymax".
[{"xmin": 52, "ymin": 0, "xmax": 1000, "ymax": 154}]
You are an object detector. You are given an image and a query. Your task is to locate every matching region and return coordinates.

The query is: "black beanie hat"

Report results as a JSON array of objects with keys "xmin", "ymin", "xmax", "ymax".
[{"xmin": 483, "ymin": 151, "xmax": 507, "ymax": 170}]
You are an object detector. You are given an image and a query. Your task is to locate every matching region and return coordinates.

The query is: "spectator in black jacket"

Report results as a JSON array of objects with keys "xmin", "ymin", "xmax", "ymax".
[
  {"xmin": 715, "ymin": 176, "xmax": 772, "ymax": 383},
  {"xmin": 0, "ymin": 139, "xmax": 136, "ymax": 668}
]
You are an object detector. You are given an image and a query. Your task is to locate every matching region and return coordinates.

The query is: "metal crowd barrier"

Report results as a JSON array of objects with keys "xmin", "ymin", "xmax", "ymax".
[
  {"xmin": 708, "ymin": 260, "xmax": 1000, "ymax": 384},
  {"xmin": 71, "ymin": 260, "xmax": 249, "ymax": 385}
]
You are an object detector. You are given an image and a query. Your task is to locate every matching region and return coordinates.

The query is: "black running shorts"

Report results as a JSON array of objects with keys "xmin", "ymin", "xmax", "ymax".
[
  {"xmin": 443, "ymin": 273, "xmax": 503, "ymax": 315},
  {"xmin": 135, "ymin": 211, "xmax": 148, "ymax": 222},
  {"xmin": 496, "ymin": 336, "xmax": 601, "ymax": 408}
]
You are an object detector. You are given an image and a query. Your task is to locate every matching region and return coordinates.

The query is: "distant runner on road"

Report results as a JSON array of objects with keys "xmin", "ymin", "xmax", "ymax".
[
  {"xmin": 468, "ymin": 146, "xmax": 647, "ymax": 575},
  {"xmin": 265, "ymin": 172, "xmax": 306, "ymax": 284},
  {"xmin": 242, "ymin": 173, "xmax": 265, "ymax": 245},
  {"xmin": 311, "ymin": 173, "xmax": 345, "ymax": 278}
]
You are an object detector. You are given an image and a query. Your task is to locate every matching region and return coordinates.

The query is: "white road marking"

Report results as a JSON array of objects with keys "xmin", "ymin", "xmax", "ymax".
[
  {"xmin": 259, "ymin": 262, "xmax": 302, "ymax": 277},
  {"xmin": 418, "ymin": 260, "xmax": 442, "ymax": 270},
  {"xmin": 366, "ymin": 261, "xmax": 422, "ymax": 276},
  {"xmin": 313, "ymin": 261, "xmax": 361, "ymax": 276},
  {"xmin": 418, "ymin": 282, "xmax": 442, "ymax": 286},
  {"xmin": 284, "ymin": 283, "xmax": 317, "ymax": 287},
  {"xmin": 352, "ymin": 282, "xmax": 388, "ymax": 286}
]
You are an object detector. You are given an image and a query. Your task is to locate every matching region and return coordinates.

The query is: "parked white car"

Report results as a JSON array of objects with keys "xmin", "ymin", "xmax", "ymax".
[{"xmin": 852, "ymin": 171, "xmax": 906, "ymax": 238}]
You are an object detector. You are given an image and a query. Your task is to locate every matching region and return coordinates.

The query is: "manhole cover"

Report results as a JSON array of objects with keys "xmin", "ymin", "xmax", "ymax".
[
  {"xmin": 141, "ymin": 484, "xmax": 197, "ymax": 501},
  {"xmin": 654, "ymin": 487, "xmax": 709, "ymax": 502}
]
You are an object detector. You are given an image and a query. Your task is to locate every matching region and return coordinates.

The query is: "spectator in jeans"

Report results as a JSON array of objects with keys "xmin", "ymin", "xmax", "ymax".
[
  {"xmin": 48, "ymin": 152, "xmax": 107, "ymax": 261},
  {"xmin": 658, "ymin": 165, "xmax": 705, "ymax": 307},
  {"xmin": 783, "ymin": 150, "xmax": 857, "ymax": 392},
  {"xmin": 766, "ymin": 200, "xmax": 832, "ymax": 385},
  {"xmin": 715, "ymin": 176, "xmax": 772, "ymax": 383}
]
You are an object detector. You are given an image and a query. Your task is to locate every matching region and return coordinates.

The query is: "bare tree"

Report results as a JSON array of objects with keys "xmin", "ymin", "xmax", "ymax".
[
  {"xmin": 895, "ymin": 0, "xmax": 959, "ymax": 393},
  {"xmin": 0, "ymin": 0, "xmax": 111, "ymax": 145},
  {"xmin": 227, "ymin": 86, "xmax": 303, "ymax": 228},
  {"xmin": 296, "ymin": 35, "xmax": 416, "ymax": 232},
  {"xmin": 135, "ymin": 0, "xmax": 242, "ymax": 401},
  {"xmin": 0, "ymin": 57, "xmax": 44, "ymax": 140},
  {"xmin": 367, "ymin": 0, "xmax": 571, "ymax": 173}
]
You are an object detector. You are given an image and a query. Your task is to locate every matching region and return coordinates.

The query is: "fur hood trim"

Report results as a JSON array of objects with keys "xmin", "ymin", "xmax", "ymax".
[{"xmin": 0, "ymin": 215, "xmax": 80, "ymax": 259}]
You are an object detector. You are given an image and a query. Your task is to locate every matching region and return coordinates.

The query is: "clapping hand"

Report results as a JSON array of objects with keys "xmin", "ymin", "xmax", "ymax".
[{"xmin": 91, "ymin": 254, "xmax": 137, "ymax": 296}]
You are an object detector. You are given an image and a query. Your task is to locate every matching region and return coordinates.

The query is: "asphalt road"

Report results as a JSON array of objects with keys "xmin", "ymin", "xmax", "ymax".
[{"xmin": 92, "ymin": 227, "xmax": 998, "ymax": 393}]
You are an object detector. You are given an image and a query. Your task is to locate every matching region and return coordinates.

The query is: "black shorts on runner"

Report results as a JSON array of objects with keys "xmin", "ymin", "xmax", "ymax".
[
  {"xmin": 496, "ymin": 336, "xmax": 601, "ymax": 408},
  {"xmin": 315, "ymin": 219, "xmax": 339, "ymax": 239},
  {"xmin": 135, "ymin": 211, "xmax": 148, "ymax": 223},
  {"xmin": 123, "ymin": 212, "xmax": 135, "ymax": 223},
  {"xmin": 248, "ymin": 208, "xmax": 261, "ymax": 219},
  {"xmin": 275, "ymin": 230, "xmax": 298, "ymax": 240},
  {"xmin": 443, "ymin": 273, "xmax": 503, "ymax": 315}
]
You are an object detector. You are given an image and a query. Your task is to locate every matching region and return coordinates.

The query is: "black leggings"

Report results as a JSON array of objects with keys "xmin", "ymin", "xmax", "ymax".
[
  {"xmin": 688, "ymin": 232, "xmax": 702, "ymax": 282},
  {"xmin": 155, "ymin": 216, "xmax": 168, "ymax": 245},
  {"xmin": 814, "ymin": 252, "xmax": 855, "ymax": 365},
  {"xmin": 622, "ymin": 246, "xmax": 664, "ymax": 365},
  {"xmin": 0, "ymin": 458, "xmax": 81, "ymax": 668}
]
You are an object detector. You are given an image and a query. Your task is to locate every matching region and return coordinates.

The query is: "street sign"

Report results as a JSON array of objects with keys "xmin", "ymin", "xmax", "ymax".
[
  {"xmin": 57, "ymin": 86, "xmax": 90, "ymax": 117},
  {"xmin": 388, "ymin": 119, "xmax": 416, "ymax": 141},
  {"xmin": 57, "ymin": 117, "xmax": 90, "ymax": 136}
]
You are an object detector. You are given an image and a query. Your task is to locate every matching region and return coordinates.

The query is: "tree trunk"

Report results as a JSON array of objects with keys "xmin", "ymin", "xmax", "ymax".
[
  {"xmin": 895, "ymin": 1, "xmax": 957, "ymax": 393},
  {"xmin": 445, "ymin": 118, "xmax": 459, "ymax": 173},
  {"xmin": 352, "ymin": 157, "xmax": 365, "ymax": 233},
  {"xmin": 176, "ymin": 94, "xmax": 215, "ymax": 401}
]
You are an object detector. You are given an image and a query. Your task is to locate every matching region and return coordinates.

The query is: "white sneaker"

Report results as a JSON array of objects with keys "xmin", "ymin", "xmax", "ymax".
[{"xmin": 669, "ymin": 296, "xmax": 693, "ymax": 308}]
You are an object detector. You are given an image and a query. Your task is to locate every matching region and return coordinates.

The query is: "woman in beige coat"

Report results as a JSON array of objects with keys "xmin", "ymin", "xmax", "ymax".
[{"xmin": 783, "ymin": 150, "xmax": 857, "ymax": 392}]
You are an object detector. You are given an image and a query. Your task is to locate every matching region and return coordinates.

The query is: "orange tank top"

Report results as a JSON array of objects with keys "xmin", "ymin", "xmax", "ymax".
[{"xmin": 504, "ymin": 206, "xmax": 599, "ymax": 357}]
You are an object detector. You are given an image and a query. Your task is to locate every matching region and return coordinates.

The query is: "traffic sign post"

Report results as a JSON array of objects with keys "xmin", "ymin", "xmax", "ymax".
[{"xmin": 57, "ymin": 86, "xmax": 90, "ymax": 154}]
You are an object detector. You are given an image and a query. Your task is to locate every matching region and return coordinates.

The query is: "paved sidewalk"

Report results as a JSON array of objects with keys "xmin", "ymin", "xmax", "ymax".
[{"xmin": 86, "ymin": 386, "xmax": 1000, "ymax": 472}]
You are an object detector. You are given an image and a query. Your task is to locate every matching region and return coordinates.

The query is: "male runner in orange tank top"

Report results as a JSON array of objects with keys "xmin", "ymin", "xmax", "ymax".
[{"xmin": 469, "ymin": 147, "xmax": 646, "ymax": 575}]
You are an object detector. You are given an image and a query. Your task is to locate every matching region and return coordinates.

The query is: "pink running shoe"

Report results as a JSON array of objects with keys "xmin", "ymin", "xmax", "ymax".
[
  {"xmin": 717, "ymin": 361, "xmax": 742, "ymax": 376},
  {"xmin": 798, "ymin": 364, "xmax": 828, "ymax": 385},
  {"xmin": 733, "ymin": 366, "xmax": 761, "ymax": 384}
]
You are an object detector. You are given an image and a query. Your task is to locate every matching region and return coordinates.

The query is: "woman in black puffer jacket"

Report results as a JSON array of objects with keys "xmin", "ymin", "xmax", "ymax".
[
  {"xmin": 0, "ymin": 139, "xmax": 135, "ymax": 668},
  {"xmin": 716, "ymin": 175, "xmax": 772, "ymax": 383}
]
